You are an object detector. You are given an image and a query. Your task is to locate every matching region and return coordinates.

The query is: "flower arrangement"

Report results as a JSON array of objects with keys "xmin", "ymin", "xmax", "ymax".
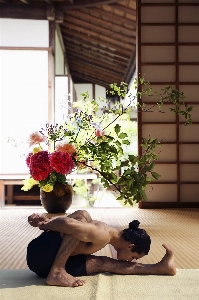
[
  {"xmin": 21, "ymin": 77, "xmax": 193, "ymax": 205},
  {"xmin": 22, "ymin": 130, "xmax": 76, "ymax": 192}
]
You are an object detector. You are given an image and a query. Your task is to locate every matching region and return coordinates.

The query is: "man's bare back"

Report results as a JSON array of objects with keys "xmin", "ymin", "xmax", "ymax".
[{"xmin": 64, "ymin": 220, "xmax": 112, "ymax": 256}]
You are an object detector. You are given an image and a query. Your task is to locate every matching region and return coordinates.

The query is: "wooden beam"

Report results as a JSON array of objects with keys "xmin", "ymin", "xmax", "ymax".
[
  {"xmin": 47, "ymin": 4, "xmax": 55, "ymax": 21},
  {"xmin": 61, "ymin": 25, "xmax": 135, "ymax": 50},
  {"xmin": 110, "ymin": 3, "xmax": 136, "ymax": 17},
  {"xmin": 65, "ymin": 44, "xmax": 128, "ymax": 67},
  {"xmin": 69, "ymin": 60, "xmax": 121, "ymax": 81},
  {"xmin": 0, "ymin": 4, "xmax": 47, "ymax": 19},
  {"xmin": 71, "ymin": 71, "xmax": 109, "ymax": 89},
  {"xmin": 67, "ymin": 53, "xmax": 124, "ymax": 74},
  {"xmin": 81, "ymin": 7, "xmax": 136, "ymax": 27},
  {"xmin": 66, "ymin": 10, "xmax": 136, "ymax": 37},
  {"xmin": 71, "ymin": 71, "xmax": 111, "ymax": 88},
  {"xmin": 0, "ymin": 4, "xmax": 63, "ymax": 22},
  {"xmin": 61, "ymin": 30, "xmax": 133, "ymax": 55},
  {"xmin": 62, "ymin": 32, "xmax": 131, "ymax": 58},
  {"xmin": 64, "ymin": 15, "xmax": 136, "ymax": 43},
  {"xmin": 58, "ymin": 0, "xmax": 120, "ymax": 10},
  {"xmin": 47, "ymin": 5, "xmax": 64, "ymax": 23}
]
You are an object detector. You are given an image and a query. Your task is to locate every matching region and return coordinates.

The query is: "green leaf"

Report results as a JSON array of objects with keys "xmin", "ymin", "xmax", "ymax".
[
  {"xmin": 151, "ymin": 172, "xmax": 161, "ymax": 180},
  {"xmin": 118, "ymin": 132, "xmax": 127, "ymax": 139},
  {"xmin": 140, "ymin": 190, "xmax": 148, "ymax": 201},
  {"xmin": 114, "ymin": 124, "xmax": 121, "ymax": 135},
  {"xmin": 122, "ymin": 140, "xmax": 130, "ymax": 145}
]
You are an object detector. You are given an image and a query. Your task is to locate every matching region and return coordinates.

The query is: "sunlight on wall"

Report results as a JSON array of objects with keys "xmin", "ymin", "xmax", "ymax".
[{"xmin": 0, "ymin": 50, "xmax": 48, "ymax": 173}]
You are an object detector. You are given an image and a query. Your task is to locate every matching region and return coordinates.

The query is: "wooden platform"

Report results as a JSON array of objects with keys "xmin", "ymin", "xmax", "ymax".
[{"xmin": 0, "ymin": 206, "xmax": 199, "ymax": 270}]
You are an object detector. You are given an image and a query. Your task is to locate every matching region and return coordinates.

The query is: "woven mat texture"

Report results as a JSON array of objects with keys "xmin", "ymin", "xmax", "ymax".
[
  {"xmin": 1, "ymin": 269, "xmax": 199, "ymax": 300},
  {"xmin": 0, "ymin": 207, "xmax": 199, "ymax": 269}
]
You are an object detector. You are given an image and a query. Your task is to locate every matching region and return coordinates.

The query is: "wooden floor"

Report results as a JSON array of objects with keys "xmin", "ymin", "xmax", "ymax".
[{"xmin": 0, "ymin": 206, "xmax": 199, "ymax": 270}]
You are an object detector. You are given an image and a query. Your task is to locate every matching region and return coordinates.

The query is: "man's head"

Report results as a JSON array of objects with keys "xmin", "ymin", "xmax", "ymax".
[{"xmin": 117, "ymin": 220, "xmax": 151, "ymax": 261}]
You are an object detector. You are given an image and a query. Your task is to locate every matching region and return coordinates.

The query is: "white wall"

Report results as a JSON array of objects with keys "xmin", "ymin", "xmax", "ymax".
[
  {"xmin": 0, "ymin": 19, "xmax": 48, "ymax": 47},
  {"xmin": 0, "ymin": 19, "xmax": 49, "ymax": 174}
]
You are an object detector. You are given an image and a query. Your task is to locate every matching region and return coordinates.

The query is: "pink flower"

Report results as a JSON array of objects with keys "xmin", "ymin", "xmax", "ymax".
[
  {"xmin": 56, "ymin": 142, "xmax": 77, "ymax": 156},
  {"xmin": 50, "ymin": 151, "xmax": 75, "ymax": 175},
  {"xmin": 28, "ymin": 131, "xmax": 46, "ymax": 147},
  {"xmin": 29, "ymin": 151, "xmax": 52, "ymax": 181},
  {"xmin": 95, "ymin": 128, "xmax": 105, "ymax": 138}
]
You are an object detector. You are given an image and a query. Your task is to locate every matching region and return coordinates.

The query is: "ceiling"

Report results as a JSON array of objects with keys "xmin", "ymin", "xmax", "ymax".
[{"xmin": 0, "ymin": 0, "xmax": 137, "ymax": 90}]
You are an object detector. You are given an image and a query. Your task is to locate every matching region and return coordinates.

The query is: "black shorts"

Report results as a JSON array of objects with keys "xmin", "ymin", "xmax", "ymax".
[{"xmin": 27, "ymin": 231, "xmax": 87, "ymax": 278}]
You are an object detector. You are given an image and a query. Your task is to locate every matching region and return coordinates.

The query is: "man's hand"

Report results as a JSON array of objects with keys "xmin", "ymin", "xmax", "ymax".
[{"xmin": 28, "ymin": 213, "xmax": 50, "ymax": 227}]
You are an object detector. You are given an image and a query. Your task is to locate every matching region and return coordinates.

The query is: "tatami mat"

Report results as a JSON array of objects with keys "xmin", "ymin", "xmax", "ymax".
[
  {"xmin": 0, "ymin": 207, "xmax": 199, "ymax": 269},
  {"xmin": 1, "ymin": 269, "xmax": 199, "ymax": 300},
  {"xmin": 1, "ymin": 207, "xmax": 199, "ymax": 300}
]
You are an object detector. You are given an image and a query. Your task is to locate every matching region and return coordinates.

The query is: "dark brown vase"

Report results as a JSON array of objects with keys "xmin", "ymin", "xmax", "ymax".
[{"xmin": 40, "ymin": 182, "xmax": 73, "ymax": 213}]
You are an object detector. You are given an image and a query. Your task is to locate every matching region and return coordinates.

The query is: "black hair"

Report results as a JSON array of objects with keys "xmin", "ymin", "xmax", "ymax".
[{"xmin": 121, "ymin": 220, "xmax": 151, "ymax": 255}]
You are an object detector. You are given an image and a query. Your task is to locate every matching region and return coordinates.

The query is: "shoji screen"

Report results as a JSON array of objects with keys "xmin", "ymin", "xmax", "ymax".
[
  {"xmin": 137, "ymin": 0, "xmax": 199, "ymax": 207},
  {"xmin": 0, "ymin": 19, "xmax": 49, "ymax": 174}
]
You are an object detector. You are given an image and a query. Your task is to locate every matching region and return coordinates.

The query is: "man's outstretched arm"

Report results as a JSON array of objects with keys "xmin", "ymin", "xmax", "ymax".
[
  {"xmin": 28, "ymin": 210, "xmax": 92, "ymax": 227},
  {"xmin": 30, "ymin": 211, "xmax": 110, "ymax": 245}
]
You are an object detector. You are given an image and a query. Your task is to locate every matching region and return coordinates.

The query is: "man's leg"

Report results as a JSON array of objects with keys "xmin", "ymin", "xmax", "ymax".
[
  {"xmin": 85, "ymin": 244, "xmax": 176, "ymax": 276},
  {"xmin": 28, "ymin": 210, "xmax": 92, "ymax": 287},
  {"xmin": 46, "ymin": 233, "xmax": 85, "ymax": 287}
]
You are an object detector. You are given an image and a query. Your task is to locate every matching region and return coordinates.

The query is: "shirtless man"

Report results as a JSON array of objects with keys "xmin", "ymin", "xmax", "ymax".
[{"xmin": 27, "ymin": 210, "xmax": 176, "ymax": 288}]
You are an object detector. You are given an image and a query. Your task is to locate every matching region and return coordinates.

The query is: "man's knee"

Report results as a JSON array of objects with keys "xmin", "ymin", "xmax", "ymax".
[
  {"xmin": 69, "ymin": 210, "xmax": 92, "ymax": 223},
  {"xmin": 78, "ymin": 210, "xmax": 92, "ymax": 223}
]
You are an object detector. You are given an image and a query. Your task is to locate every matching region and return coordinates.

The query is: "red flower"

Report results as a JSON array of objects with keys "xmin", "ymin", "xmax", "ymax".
[
  {"xmin": 29, "ymin": 151, "xmax": 52, "ymax": 181},
  {"xmin": 50, "ymin": 151, "xmax": 75, "ymax": 175},
  {"xmin": 26, "ymin": 153, "xmax": 33, "ymax": 168}
]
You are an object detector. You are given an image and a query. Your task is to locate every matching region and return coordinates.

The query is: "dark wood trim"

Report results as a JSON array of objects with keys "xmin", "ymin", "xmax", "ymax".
[
  {"xmin": 139, "ymin": 201, "xmax": 199, "ymax": 209},
  {"xmin": 0, "ymin": 4, "xmax": 63, "ymax": 22},
  {"xmin": 0, "ymin": 4, "xmax": 47, "ymax": 19},
  {"xmin": 58, "ymin": 1, "xmax": 127, "ymax": 11},
  {"xmin": 6, "ymin": 195, "xmax": 40, "ymax": 201}
]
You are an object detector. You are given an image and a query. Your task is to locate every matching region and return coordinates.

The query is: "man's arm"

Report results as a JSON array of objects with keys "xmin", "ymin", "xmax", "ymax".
[
  {"xmin": 28, "ymin": 210, "xmax": 91, "ymax": 227},
  {"xmin": 39, "ymin": 216, "xmax": 110, "ymax": 245},
  {"xmin": 28, "ymin": 210, "xmax": 110, "ymax": 245}
]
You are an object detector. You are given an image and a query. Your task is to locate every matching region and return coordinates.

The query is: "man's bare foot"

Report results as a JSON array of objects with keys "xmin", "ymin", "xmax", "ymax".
[
  {"xmin": 156, "ymin": 244, "xmax": 176, "ymax": 276},
  {"xmin": 46, "ymin": 267, "xmax": 86, "ymax": 287},
  {"xmin": 28, "ymin": 213, "xmax": 51, "ymax": 227}
]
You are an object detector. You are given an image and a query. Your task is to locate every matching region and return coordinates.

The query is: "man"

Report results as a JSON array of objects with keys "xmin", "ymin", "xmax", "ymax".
[{"xmin": 27, "ymin": 210, "xmax": 176, "ymax": 288}]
